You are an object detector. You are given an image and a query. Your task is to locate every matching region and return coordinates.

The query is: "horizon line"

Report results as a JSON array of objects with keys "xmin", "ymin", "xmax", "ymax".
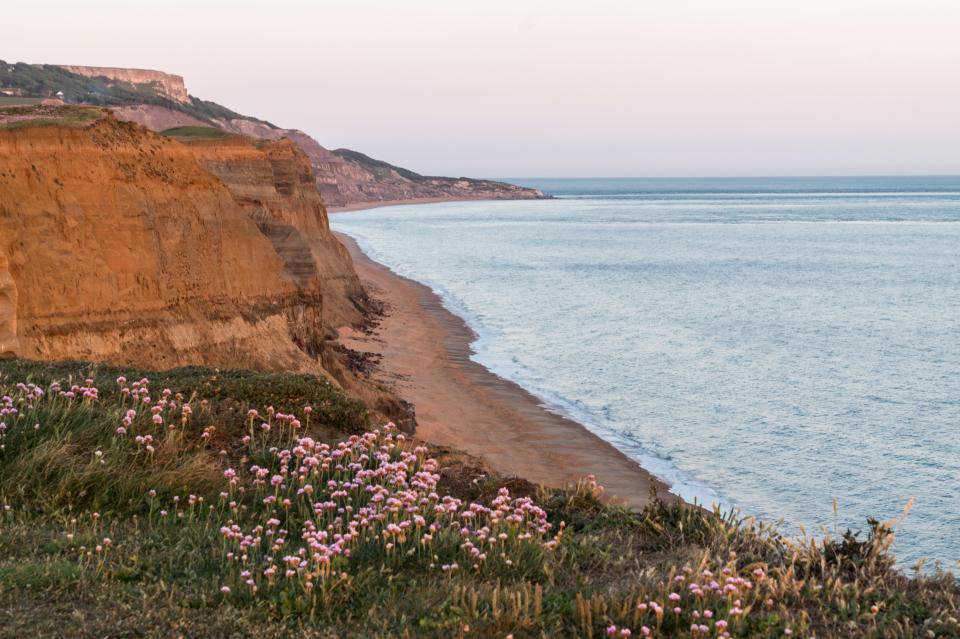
[{"xmin": 494, "ymin": 174, "xmax": 960, "ymax": 180}]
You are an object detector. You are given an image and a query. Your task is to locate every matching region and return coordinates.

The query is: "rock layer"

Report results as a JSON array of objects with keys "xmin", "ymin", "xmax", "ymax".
[
  {"xmin": 0, "ymin": 252, "xmax": 18, "ymax": 359},
  {"xmin": 59, "ymin": 66, "xmax": 190, "ymax": 103},
  {"xmin": 0, "ymin": 117, "xmax": 364, "ymax": 375},
  {"xmin": 110, "ymin": 104, "xmax": 210, "ymax": 132},
  {"xmin": 221, "ymin": 122, "xmax": 547, "ymax": 208},
  {"xmin": 106, "ymin": 104, "xmax": 547, "ymax": 209},
  {"xmin": 182, "ymin": 135, "xmax": 365, "ymax": 329}
]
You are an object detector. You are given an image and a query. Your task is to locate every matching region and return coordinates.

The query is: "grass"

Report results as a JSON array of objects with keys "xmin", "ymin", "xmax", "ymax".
[
  {"xmin": 160, "ymin": 125, "xmax": 232, "ymax": 139},
  {"xmin": 0, "ymin": 105, "xmax": 104, "ymax": 130},
  {"xmin": 0, "ymin": 358, "xmax": 957, "ymax": 638},
  {"xmin": 0, "ymin": 97, "xmax": 44, "ymax": 106}
]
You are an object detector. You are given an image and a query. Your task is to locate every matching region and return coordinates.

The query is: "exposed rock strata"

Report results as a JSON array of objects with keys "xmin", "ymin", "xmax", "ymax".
[
  {"xmin": 107, "ymin": 104, "xmax": 547, "ymax": 209},
  {"xmin": 181, "ymin": 135, "xmax": 365, "ymax": 329},
  {"xmin": 216, "ymin": 121, "xmax": 546, "ymax": 208},
  {"xmin": 110, "ymin": 104, "xmax": 209, "ymax": 132},
  {"xmin": 59, "ymin": 66, "xmax": 190, "ymax": 103},
  {"xmin": 0, "ymin": 252, "xmax": 19, "ymax": 359},
  {"xmin": 0, "ymin": 117, "xmax": 363, "ymax": 375}
]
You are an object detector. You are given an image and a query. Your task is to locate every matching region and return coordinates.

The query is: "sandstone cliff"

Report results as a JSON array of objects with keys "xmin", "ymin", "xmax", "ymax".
[
  {"xmin": 212, "ymin": 120, "xmax": 546, "ymax": 208},
  {"xmin": 125, "ymin": 111, "xmax": 547, "ymax": 209},
  {"xmin": 109, "ymin": 104, "xmax": 210, "ymax": 131},
  {"xmin": 0, "ymin": 61, "xmax": 547, "ymax": 209},
  {"xmin": 0, "ymin": 117, "xmax": 365, "ymax": 376},
  {"xmin": 181, "ymin": 135, "xmax": 364, "ymax": 328},
  {"xmin": 58, "ymin": 66, "xmax": 190, "ymax": 103}
]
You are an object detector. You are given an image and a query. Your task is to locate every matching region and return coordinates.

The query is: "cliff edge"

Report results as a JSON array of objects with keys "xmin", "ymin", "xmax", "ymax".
[
  {"xmin": 0, "ymin": 116, "xmax": 367, "ymax": 378},
  {"xmin": 58, "ymin": 65, "xmax": 190, "ymax": 103}
]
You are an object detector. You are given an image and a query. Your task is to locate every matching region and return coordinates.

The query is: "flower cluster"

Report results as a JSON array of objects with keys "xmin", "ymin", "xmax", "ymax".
[
  {"xmin": 0, "ymin": 380, "xmax": 97, "ymax": 450},
  {"xmin": 217, "ymin": 423, "xmax": 560, "ymax": 601},
  {"xmin": 591, "ymin": 558, "xmax": 795, "ymax": 638}
]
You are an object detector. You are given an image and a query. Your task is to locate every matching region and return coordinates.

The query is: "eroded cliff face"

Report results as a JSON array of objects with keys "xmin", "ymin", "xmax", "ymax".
[
  {"xmin": 182, "ymin": 135, "xmax": 366, "ymax": 329},
  {"xmin": 110, "ymin": 104, "xmax": 210, "ymax": 131},
  {"xmin": 226, "ymin": 124, "xmax": 547, "ymax": 209},
  {"xmin": 0, "ymin": 252, "xmax": 19, "ymax": 359},
  {"xmin": 107, "ymin": 104, "xmax": 546, "ymax": 209},
  {"xmin": 0, "ymin": 117, "xmax": 365, "ymax": 375},
  {"xmin": 59, "ymin": 66, "xmax": 190, "ymax": 103}
]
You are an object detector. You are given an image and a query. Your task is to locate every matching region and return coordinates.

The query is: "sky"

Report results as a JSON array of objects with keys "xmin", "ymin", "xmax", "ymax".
[{"xmin": 5, "ymin": 0, "xmax": 960, "ymax": 177}]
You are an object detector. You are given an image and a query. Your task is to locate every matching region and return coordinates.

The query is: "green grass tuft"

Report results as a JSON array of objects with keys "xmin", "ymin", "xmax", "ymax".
[
  {"xmin": 0, "ymin": 105, "xmax": 104, "ymax": 130},
  {"xmin": 160, "ymin": 125, "xmax": 232, "ymax": 139}
]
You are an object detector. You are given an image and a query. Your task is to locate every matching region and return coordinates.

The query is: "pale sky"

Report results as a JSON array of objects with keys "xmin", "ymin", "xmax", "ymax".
[{"xmin": 5, "ymin": 0, "xmax": 960, "ymax": 177}]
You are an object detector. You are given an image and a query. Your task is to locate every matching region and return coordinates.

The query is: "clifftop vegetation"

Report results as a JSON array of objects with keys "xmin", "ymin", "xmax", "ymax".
[{"xmin": 0, "ymin": 359, "xmax": 956, "ymax": 638}]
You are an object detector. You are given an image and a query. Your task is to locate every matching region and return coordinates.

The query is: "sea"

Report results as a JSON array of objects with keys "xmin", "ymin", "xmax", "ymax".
[{"xmin": 331, "ymin": 177, "xmax": 960, "ymax": 569}]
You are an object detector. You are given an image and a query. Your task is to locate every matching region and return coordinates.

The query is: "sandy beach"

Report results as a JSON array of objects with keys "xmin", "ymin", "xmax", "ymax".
[{"xmin": 334, "ymin": 229, "xmax": 676, "ymax": 509}]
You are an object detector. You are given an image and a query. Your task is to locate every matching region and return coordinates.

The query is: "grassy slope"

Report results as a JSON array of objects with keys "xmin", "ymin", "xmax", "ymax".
[
  {"xmin": 160, "ymin": 125, "xmax": 233, "ymax": 139},
  {"xmin": 0, "ymin": 359, "xmax": 956, "ymax": 638},
  {"xmin": 332, "ymin": 147, "xmax": 530, "ymax": 189},
  {"xmin": 0, "ymin": 97, "xmax": 44, "ymax": 106},
  {"xmin": 333, "ymin": 148, "xmax": 426, "ymax": 181},
  {"xmin": 0, "ymin": 105, "xmax": 104, "ymax": 130}
]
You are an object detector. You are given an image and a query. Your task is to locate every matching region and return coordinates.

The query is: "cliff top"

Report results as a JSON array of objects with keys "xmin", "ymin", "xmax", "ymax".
[{"xmin": 58, "ymin": 65, "xmax": 189, "ymax": 103}]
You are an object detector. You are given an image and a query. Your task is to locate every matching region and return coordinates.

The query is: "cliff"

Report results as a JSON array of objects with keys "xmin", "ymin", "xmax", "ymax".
[
  {"xmin": 58, "ymin": 66, "xmax": 190, "ymax": 103},
  {"xmin": 0, "ymin": 61, "xmax": 547, "ymax": 208},
  {"xmin": 179, "ymin": 135, "xmax": 363, "ymax": 328},
  {"xmin": 212, "ymin": 120, "xmax": 547, "ymax": 208},
  {"xmin": 0, "ymin": 116, "xmax": 366, "ymax": 377}
]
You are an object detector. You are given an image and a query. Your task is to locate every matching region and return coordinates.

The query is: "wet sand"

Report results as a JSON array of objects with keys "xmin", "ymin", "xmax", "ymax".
[{"xmin": 335, "ymin": 231, "xmax": 676, "ymax": 509}]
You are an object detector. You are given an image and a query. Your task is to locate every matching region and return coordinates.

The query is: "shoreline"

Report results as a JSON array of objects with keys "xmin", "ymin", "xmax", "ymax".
[
  {"xmin": 329, "ymin": 196, "xmax": 545, "ymax": 214},
  {"xmin": 335, "ymin": 231, "xmax": 677, "ymax": 509}
]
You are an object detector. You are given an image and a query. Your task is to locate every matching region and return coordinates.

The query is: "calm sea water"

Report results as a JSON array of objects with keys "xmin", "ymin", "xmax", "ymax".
[{"xmin": 332, "ymin": 177, "xmax": 960, "ymax": 569}]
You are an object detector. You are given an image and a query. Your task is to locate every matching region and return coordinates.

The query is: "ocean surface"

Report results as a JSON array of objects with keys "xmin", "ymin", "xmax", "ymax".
[{"xmin": 331, "ymin": 177, "xmax": 960, "ymax": 569}]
